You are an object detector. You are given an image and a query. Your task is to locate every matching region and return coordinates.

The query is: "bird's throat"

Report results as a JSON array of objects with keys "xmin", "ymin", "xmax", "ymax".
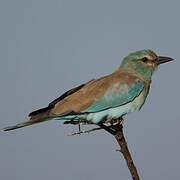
[{"xmin": 120, "ymin": 62, "xmax": 155, "ymax": 82}]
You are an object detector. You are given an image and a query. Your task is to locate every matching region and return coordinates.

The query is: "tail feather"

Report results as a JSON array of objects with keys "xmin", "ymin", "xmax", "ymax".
[
  {"xmin": 3, "ymin": 121, "xmax": 37, "ymax": 131},
  {"xmin": 3, "ymin": 113, "xmax": 53, "ymax": 131}
]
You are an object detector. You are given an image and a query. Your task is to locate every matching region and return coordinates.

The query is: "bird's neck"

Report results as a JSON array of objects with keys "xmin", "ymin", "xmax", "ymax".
[{"xmin": 119, "ymin": 63, "xmax": 154, "ymax": 83}]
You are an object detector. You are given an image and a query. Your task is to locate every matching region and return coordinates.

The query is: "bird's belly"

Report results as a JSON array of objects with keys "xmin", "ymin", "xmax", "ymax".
[{"xmin": 85, "ymin": 91, "xmax": 146, "ymax": 124}]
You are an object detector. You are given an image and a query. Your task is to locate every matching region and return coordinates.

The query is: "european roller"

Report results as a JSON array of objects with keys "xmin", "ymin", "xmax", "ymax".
[{"xmin": 4, "ymin": 50, "xmax": 173, "ymax": 131}]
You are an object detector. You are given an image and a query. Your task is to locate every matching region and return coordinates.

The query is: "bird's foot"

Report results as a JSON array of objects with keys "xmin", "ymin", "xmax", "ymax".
[
  {"xmin": 115, "ymin": 149, "xmax": 122, "ymax": 152},
  {"xmin": 110, "ymin": 117, "xmax": 124, "ymax": 126},
  {"xmin": 64, "ymin": 120, "xmax": 94, "ymax": 125},
  {"xmin": 111, "ymin": 119, "xmax": 120, "ymax": 126},
  {"xmin": 119, "ymin": 118, "xmax": 124, "ymax": 126}
]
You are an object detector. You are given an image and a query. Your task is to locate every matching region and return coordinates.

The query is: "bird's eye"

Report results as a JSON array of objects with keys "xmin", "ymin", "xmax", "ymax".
[{"xmin": 141, "ymin": 57, "xmax": 148, "ymax": 62}]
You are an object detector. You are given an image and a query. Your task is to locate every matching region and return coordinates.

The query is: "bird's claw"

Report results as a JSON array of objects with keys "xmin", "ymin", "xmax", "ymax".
[{"xmin": 116, "ymin": 149, "xmax": 122, "ymax": 152}]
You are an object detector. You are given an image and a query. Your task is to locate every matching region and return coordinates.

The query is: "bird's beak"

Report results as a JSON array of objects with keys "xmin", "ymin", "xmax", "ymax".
[{"xmin": 157, "ymin": 56, "xmax": 174, "ymax": 65}]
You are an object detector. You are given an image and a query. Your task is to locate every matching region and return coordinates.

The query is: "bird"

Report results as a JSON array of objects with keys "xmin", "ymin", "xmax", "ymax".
[{"xmin": 3, "ymin": 49, "xmax": 173, "ymax": 131}]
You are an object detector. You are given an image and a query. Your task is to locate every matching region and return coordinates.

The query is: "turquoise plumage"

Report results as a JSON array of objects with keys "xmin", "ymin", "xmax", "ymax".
[
  {"xmin": 80, "ymin": 79, "xmax": 145, "ymax": 123},
  {"xmin": 84, "ymin": 79, "xmax": 144, "ymax": 113}
]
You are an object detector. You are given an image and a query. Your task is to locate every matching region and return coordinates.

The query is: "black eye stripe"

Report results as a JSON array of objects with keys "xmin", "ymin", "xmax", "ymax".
[{"xmin": 141, "ymin": 57, "xmax": 148, "ymax": 62}]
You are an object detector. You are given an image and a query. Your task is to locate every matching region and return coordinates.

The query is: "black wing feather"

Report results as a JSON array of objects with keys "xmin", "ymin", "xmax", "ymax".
[{"xmin": 28, "ymin": 80, "xmax": 94, "ymax": 117}]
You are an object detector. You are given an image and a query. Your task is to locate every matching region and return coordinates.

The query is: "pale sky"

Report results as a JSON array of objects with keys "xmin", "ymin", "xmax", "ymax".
[{"xmin": 0, "ymin": 0, "xmax": 179, "ymax": 180}]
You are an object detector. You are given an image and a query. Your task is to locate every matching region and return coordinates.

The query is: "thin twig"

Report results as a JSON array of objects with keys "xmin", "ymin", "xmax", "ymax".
[
  {"xmin": 64, "ymin": 120, "xmax": 94, "ymax": 125},
  {"xmin": 67, "ymin": 127, "xmax": 102, "ymax": 136}
]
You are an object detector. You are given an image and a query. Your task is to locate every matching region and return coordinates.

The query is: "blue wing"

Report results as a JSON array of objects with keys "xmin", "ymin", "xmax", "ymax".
[{"xmin": 83, "ymin": 79, "xmax": 144, "ymax": 113}]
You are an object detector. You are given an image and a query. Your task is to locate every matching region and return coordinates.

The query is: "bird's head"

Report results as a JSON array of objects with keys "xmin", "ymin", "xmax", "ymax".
[{"xmin": 120, "ymin": 49, "xmax": 173, "ymax": 81}]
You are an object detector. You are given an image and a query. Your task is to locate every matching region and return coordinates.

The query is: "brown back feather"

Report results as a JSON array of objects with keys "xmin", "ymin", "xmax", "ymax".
[{"xmin": 28, "ymin": 80, "xmax": 94, "ymax": 117}]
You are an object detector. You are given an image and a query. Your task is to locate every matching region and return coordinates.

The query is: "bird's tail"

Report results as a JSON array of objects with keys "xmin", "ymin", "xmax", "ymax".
[
  {"xmin": 3, "ymin": 112, "xmax": 53, "ymax": 131},
  {"xmin": 4, "ymin": 121, "xmax": 39, "ymax": 131}
]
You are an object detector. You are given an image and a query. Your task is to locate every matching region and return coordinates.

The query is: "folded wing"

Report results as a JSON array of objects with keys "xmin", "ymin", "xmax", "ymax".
[{"xmin": 51, "ymin": 69, "xmax": 145, "ymax": 116}]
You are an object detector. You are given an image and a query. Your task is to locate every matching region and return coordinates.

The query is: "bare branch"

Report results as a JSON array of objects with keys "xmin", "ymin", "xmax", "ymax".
[
  {"xmin": 64, "ymin": 118, "xmax": 140, "ymax": 180},
  {"xmin": 99, "ymin": 119, "xmax": 140, "ymax": 180}
]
